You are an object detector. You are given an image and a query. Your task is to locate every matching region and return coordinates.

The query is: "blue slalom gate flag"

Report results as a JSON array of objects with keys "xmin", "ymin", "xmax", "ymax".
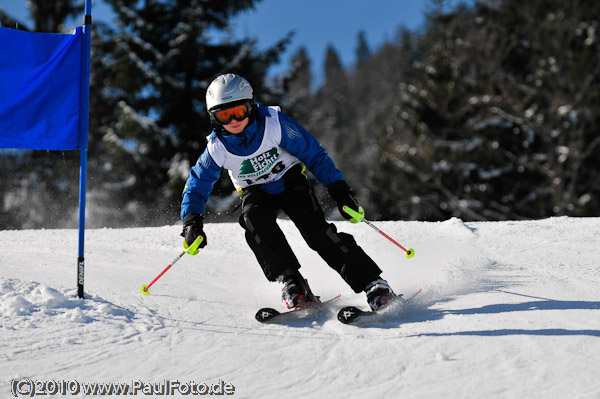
[
  {"xmin": 0, "ymin": 2, "xmax": 92, "ymax": 298},
  {"xmin": 0, "ymin": 26, "xmax": 87, "ymax": 150}
]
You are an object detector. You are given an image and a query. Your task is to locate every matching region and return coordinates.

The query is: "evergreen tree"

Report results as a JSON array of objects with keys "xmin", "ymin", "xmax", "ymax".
[
  {"xmin": 277, "ymin": 46, "xmax": 313, "ymax": 121},
  {"xmin": 371, "ymin": 0, "xmax": 600, "ymax": 220},
  {"xmin": 87, "ymin": 0, "xmax": 291, "ymax": 225},
  {"xmin": 311, "ymin": 46, "xmax": 350, "ymax": 160},
  {"xmin": 27, "ymin": 0, "xmax": 83, "ymax": 33},
  {"xmin": 355, "ymin": 30, "xmax": 371, "ymax": 64},
  {"xmin": 352, "ymin": 29, "xmax": 419, "ymax": 220},
  {"xmin": 5, "ymin": 0, "xmax": 600, "ymax": 227}
]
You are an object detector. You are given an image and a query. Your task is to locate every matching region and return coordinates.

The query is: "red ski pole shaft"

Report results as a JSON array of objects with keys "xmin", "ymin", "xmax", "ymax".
[
  {"xmin": 342, "ymin": 205, "xmax": 415, "ymax": 258},
  {"xmin": 144, "ymin": 251, "xmax": 186, "ymax": 291},
  {"xmin": 362, "ymin": 219, "xmax": 411, "ymax": 254},
  {"xmin": 140, "ymin": 235, "xmax": 204, "ymax": 295}
]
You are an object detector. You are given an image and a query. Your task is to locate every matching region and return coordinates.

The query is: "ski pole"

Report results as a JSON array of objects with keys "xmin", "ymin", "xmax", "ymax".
[
  {"xmin": 140, "ymin": 235, "xmax": 204, "ymax": 295},
  {"xmin": 342, "ymin": 205, "xmax": 414, "ymax": 258}
]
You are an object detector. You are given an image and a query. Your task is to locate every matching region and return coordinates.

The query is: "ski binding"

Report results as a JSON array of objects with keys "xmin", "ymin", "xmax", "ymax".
[
  {"xmin": 337, "ymin": 289, "xmax": 422, "ymax": 325},
  {"xmin": 256, "ymin": 294, "xmax": 341, "ymax": 324}
]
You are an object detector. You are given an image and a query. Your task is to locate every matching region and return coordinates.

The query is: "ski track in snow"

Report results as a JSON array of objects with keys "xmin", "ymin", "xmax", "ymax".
[{"xmin": 1, "ymin": 218, "xmax": 599, "ymax": 398}]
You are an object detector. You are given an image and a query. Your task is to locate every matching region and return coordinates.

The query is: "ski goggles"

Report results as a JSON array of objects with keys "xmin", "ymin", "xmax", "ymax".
[{"xmin": 211, "ymin": 102, "xmax": 251, "ymax": 125}]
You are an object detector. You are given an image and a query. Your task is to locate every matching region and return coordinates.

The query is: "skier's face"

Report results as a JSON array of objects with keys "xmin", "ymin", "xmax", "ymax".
[{"xmin": 223, "ymin": 117, "xmax": 249, "ymax": 134}]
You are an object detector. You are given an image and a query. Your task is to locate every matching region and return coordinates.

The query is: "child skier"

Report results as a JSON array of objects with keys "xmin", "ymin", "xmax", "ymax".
[{"xmin": 181, "ymin": 73, "xmax": 395, "ymax": 310}]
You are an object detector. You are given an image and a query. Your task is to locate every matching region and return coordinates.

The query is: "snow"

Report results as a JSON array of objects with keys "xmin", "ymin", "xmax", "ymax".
[{"xmin": 1, "ymin": 217, "xmax": 599, "ymax": 398}]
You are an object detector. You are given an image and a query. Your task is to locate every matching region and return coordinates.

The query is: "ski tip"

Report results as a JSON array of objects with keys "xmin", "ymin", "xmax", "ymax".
[
  {"xmin": 255, "ymin": 307, "xmax": 280, "ymax": 323},
  {"xmin": 337, "ymin": 306, "xmax": 363, "ymax": 324}
]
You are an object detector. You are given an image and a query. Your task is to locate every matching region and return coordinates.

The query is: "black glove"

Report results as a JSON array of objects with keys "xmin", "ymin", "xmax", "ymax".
[
  {"xmin": 328, "ymin": 180, "xmax": 361, "ymax": 220},
  {"xmin": 181, "ymin": 213, "xmax": 207, "ymax": 248}
]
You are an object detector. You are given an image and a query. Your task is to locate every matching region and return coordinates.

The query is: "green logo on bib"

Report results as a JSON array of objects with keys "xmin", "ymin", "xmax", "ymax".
[{"xmin": 239, "ymin": 147, "xmax": 280, "ymax": 178}]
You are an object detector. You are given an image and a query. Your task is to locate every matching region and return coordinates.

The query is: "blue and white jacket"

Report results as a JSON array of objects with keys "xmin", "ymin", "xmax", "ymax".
[{"xmin": 181, "ymin": 104, "xmax": 343, "ymax": 220}]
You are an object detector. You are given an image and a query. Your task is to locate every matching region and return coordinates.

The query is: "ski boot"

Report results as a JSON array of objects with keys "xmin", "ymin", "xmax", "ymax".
[
  {"xmin": 279, "ymin": 270, "xmax": 318, "ymax": 310},
  {"xmin": 365, "ymin": 278, "xmax": 395, "ymax": 311}
]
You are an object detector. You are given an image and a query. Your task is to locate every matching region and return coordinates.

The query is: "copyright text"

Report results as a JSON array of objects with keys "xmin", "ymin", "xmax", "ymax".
[{"xmin": 10, "ymin": 378, "xmax": 236, "ymax": 396}]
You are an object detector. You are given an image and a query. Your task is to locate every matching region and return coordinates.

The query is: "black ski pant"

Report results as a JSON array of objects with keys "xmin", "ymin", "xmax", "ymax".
[{"xmin": 238, "ymin": 169, "xmax": 382, "ymax": 293}]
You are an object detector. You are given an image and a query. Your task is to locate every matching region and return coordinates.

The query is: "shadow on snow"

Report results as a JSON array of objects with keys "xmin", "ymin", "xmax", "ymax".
[{"xmin": 404, "ymin": 290, "xmax": 600, "ymax": 337}]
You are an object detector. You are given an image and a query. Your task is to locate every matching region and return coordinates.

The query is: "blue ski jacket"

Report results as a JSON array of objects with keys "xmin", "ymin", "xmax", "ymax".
[{"xmin": 181, "ymin": 104, "xmax": 343, "ymax": 220}]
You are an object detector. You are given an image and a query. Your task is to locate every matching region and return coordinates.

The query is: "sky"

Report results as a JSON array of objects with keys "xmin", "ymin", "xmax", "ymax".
[
  {"xmin": 229, "ymin": 0, "xmax": 428, "ymax": 82},
  {"xmin": 1, "ymin": 0, "xmax": 429, "ymax": 85}
]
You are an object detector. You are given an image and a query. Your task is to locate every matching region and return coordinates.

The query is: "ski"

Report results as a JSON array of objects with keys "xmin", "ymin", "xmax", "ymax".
[
  {"xmin": 337, "ymin": 289, "xmax": 422, "ymax": 325},
  {"xmin": 255, "ymin": 294, "xmax": 341, "ymax": 324}
]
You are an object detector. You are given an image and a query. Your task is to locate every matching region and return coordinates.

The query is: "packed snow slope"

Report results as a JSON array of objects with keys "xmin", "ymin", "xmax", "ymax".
[{"xmin": 1, "ymin": 217, "xmax": 599, "ymax": 398}]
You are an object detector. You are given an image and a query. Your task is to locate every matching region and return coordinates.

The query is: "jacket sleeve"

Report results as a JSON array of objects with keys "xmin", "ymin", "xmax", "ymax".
[
  {"xmin": 277, "ymin": 111, "xmax": 343, "ymax": 187},
  {"xmin": 181, "ymin": 148, "xmax": 223, "ymax": 220}
]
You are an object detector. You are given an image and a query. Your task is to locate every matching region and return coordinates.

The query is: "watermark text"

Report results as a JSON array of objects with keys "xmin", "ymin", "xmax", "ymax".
[{"xmin": 10, "ymin": 378, "xmax": 235, "ymax": 396}]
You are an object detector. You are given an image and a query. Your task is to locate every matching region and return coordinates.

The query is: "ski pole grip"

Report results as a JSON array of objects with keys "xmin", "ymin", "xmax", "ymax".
[
  {"xmin": 183, "ymin": 235, "xmax": 204, "ymax": 255},
  {"xmin": 342, "ymin": 205, "xmax": 365, "ymax": 224}
]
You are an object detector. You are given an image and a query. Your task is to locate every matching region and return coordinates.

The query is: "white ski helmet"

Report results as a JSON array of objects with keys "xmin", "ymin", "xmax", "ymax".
[{"xmin": 206, "ymin": 73, "xmax": 254, "ymax": 112}]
